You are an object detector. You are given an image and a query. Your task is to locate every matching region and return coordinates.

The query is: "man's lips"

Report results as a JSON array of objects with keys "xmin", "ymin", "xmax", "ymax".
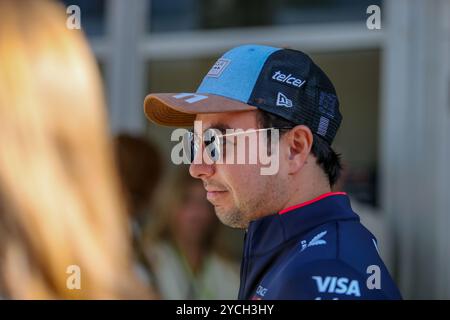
[
  {"xmin": 205, "ymin": 188, "xmax": 228, "ymax": 201},
  {"xmin": 205, "ymin": 188, "xmax": 226, "ymax": 192},
  {"xmin": 203, "ymin": 182, "xmax": 227, "ymax": 193},
  {"xmin": 203, "ymin": 182, "xmax": 228, "ymax": 202},
  {"xmin": 206, "ymin": 190, "xmax": 227, "ymax": 202}
]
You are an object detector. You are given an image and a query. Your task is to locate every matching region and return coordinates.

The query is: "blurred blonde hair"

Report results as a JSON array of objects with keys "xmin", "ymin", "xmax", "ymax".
[{"xmin": 0, "ymin": 0, "xmax": 148, "ymax": 299}]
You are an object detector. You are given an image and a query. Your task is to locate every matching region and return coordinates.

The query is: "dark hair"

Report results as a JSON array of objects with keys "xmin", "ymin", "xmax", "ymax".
[{"xmin": 257, "ymin": 110, "xmax": 342, "ymax": 186}]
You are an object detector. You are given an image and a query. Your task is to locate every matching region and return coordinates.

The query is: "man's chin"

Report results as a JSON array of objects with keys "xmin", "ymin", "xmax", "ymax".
[{"xmin": 214, "ymin": 206, "xmax": 248, "ymax": 229}]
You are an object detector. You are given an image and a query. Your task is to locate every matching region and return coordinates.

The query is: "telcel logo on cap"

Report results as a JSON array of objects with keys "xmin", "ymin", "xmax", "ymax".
[{"xmin": 272, "ymin": 71, "xmax": 306, "ymax": 88}]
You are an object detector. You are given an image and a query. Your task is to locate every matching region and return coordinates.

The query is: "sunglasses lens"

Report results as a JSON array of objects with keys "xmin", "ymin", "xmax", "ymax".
[
  {"xmin": 182, "ymin": 130, "xmax": 223, "ymax": 163},
  {"xmin": 192, "ymin": 136, "xmax": 199, "ymax": 162},
  {"xmin": 182, "ymin": 132, "xmax": 195, "ymax": 163},
  {"xmin": 204, "ymin": 129, "xmax": 221, "ymax": 162},
  {"xmin": 210, "ymin": 136, "xmax": 218, "ymax": 161}
]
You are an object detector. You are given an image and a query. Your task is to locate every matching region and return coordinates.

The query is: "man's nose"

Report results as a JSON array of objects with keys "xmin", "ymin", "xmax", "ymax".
[{"xmin": 189, "ymin": 149, "xmax": 214, "ymax": 179}]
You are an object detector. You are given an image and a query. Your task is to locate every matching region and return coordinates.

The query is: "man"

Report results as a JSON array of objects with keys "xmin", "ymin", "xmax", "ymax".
[{"xmin": 144, "ymin": 44, "xmax": 402, "ymax": 300}]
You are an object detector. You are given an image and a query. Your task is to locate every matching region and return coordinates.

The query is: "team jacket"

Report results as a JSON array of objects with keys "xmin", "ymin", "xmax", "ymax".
[{"xmin": 238, "ymin": 192, "xmax": 402, "ymax": 300}]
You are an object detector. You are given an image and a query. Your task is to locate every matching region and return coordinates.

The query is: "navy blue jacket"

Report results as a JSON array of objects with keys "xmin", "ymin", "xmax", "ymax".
[{"xmin": 238, "ymin": 192, "xmax": 402, "ymax": 300}]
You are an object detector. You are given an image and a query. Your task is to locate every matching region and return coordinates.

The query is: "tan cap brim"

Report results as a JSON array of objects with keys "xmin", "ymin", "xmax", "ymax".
[{"xmin": 144, "ymin": 93, "xmax": 257, "ymax": 127}]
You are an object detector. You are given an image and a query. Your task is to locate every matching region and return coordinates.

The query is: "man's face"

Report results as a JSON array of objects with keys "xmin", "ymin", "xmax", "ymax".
[{"xmin": 189, "ymin": 110, "xmax": 290, "ymax": 229}]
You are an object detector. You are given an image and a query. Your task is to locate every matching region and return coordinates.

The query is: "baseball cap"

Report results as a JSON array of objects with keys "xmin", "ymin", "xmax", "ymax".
[{"xmin": 144, "ymin": 44, "xmax": 342, "ymax": 144}]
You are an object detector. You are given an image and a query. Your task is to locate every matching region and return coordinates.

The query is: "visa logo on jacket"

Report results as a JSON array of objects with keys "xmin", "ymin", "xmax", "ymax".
[{"xmin": 312, "ymin": 276, "xmax": 361, "ymax": 297}]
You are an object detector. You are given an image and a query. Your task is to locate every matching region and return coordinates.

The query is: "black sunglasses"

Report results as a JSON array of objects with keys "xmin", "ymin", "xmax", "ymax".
[{"xmin": 182, "ymin": 127, "xmax": 293, "ymax": 163}]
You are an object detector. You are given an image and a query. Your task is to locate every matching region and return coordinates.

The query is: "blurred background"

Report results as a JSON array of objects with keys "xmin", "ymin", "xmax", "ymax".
[{"xmin": 52, "ymin": 0, "xmax": 450, "ymax": 299}]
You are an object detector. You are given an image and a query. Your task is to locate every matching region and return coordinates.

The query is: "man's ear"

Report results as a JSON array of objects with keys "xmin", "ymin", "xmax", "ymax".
[{"xmin": 286, "ymin": 125, "xmax": 313, "ymax": 174}]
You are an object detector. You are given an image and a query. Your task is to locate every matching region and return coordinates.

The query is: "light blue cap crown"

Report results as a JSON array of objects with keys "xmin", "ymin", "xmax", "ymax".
[{"xmin": 196, "ymin": 44, "xmax": 281, "ymax": 104}]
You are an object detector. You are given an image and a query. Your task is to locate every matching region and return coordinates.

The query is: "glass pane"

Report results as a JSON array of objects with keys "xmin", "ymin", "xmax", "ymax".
[
  {"xmin": 148, "ymin": 0, "xmax": 382, "ymax": 33},
  {"xmin": 275, "ymin": 0, "xmax": 383, "ymax": 25}
]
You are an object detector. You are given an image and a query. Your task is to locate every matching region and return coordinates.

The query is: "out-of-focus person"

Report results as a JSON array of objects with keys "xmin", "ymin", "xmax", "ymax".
[
  {"xmin": 0, "ymin": 0, "xmax": 149, "ymax": 299},
  {"xmin": 114, "ymin": 133, "xmax": 163, "ymax": 292},
  {"xmin": 143, "ymin": 168, "xmax": 239, "ymax": 299},
  {"xmin": 115, "ymin": 134, "xmax": 163, "ymax": 225}
]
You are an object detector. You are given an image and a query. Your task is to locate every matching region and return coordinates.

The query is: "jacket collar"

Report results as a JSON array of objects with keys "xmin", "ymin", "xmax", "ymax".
[{"xmin": 245, "ymin": 192, "xmax": 359, "ymax": 256}]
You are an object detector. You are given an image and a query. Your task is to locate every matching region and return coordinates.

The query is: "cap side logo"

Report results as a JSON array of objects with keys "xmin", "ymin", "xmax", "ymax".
[
  {"xmin": 272, "ymin": 70, "xmax": 306, "ymax": 88},
  {"xmin": 206, "ymin": 58, "xmax": 231, "ymax": 78},
  {"xmin": 276, "ymin": 92, "xmax": 293, "ymax": 108}
]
